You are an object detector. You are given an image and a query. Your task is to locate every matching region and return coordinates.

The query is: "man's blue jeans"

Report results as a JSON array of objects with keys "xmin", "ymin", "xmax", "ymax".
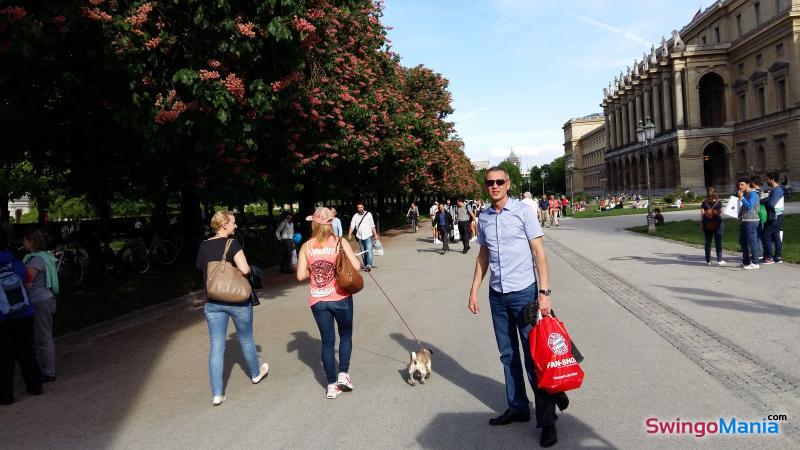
[
  {"xmin": 761, "ymin": 215, "xmax": 783, "ymax": 260},
  {"xmin": 739, "ymin": 221, "xmax": 761, "ymax": 265},
  {"xmin": 489, "ymin": 282, "xmax": 556, "ymax": 427},
  {"xmin": 204, "ymin": 302, "xmax": 261, "ymax": 397},
  {"xmin": 311, "ymin": 297, "xmax": 353, "ymax": 384},
  {"xmin": 358, "ymin": 238, "xmax": 373, "ymax": 267}
]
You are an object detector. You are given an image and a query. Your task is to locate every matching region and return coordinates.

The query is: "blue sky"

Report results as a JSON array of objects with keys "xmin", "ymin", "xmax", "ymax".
[{"xmin": 383, "ymin": 0, "xmax": 708, "ymax": 170}]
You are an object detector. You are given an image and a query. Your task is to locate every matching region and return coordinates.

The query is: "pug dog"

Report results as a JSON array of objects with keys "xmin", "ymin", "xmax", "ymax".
[{"xmin": 407, "ymin": 349, "xmax": 434, "ymax": 386}]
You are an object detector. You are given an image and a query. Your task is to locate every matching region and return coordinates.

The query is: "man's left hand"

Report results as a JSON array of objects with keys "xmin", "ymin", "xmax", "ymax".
[{"xmin": 537, "ymin": 293, "xmax": 551, "ymax": 316}]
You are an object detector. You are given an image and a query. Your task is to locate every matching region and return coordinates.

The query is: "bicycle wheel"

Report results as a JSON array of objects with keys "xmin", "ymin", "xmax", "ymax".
[
  {"xmin": 57, "ymin": 254, "xmax": 77, "ymax": 287},
  {"xmin": 123, "ymin": 246, "xmax": 150, "ymax": 274},
  {"xmin": 156, "ymin": 239, "xmax": 178, "ymax": 265},
  {"xmin": 71, "ymin": 253, "xmax": 86, "ymax": 286}
]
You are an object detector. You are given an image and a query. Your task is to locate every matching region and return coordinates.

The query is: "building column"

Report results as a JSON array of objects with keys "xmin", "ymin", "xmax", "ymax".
[
  {"xmin": 621, "ymin": 104, "xmax": 629, "ymax": 146},
  {"xmin": 635, "ymin": 94, "xmax": 644, "ymax": 129},
  {"xmin": 662, "ymin": 75, "xmax": 673, "ymax": 130},
  {"xmin": 674, "ymin": 69, "xmax": 685, "ymax": 128},
  {"xmin": 643, "ymin": 89, "xmax": 652, "ymax": 123},
  {"xmin": 628, "ymin": 100, "xmax": 636, "ymax": 143},
  {"xmin": 652, "ymin": 84, "xmax": 662, "ymax": 134},
  {"xmin": 615, "ymin": 108, "xmax": 623, "ymax": 147}
]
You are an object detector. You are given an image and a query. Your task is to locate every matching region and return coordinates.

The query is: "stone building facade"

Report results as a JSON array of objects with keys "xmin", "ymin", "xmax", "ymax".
[
  {"xmin": 563, "ymin": 114, "xmax": 606, "ymax": 195},
  {"xmin": 601, "ymin": 0, "xmax": 799, "ymax": 195}
]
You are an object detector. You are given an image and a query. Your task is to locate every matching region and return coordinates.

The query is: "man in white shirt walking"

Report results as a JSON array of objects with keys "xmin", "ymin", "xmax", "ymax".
[{"xmin": 348, "ymin": 202, "xmax": 379, "ymax": 272}]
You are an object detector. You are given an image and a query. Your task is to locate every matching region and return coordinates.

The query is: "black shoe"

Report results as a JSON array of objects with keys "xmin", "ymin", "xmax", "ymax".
[
  {"xmin": 488, "ymin": 409, "xmax": 530, "ymax": 426},
  {"xmin": 41, "ymin": 375, "xmax": 57, "ymax": 383},
  {"xmin": 554, "ymin": 391, "xmax": 569, "ymax": 412},
  {"xmin": 540, "ymin": 425, "xmax": 557, "ymax": 447}
]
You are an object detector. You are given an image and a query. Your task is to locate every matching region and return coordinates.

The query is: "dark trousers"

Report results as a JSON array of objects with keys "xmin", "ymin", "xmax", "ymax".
[
  {"xmin": 458, "ymin": 221, "xmax": 470, "ymax": 251},
  {"xmin": 739, "ymin": 221, "xmax": 761, "ymax": 265},
  {"xmin": 0, "ymin": 316, "xmax": 42, "ymax": 404},
  {"xmin": 703, "ymin": 226, "xmax": 723, "ymax": 263},
  {"xmin": 311, "ymin": 297, "xmax": 353, "ymax": 384},
  {"xmin": 439, "ymin": 224, "xmax": 450, "ymax": 251},
  {"xmin": 489, "ymin": 282, "xmax": 557, "ymax": 428},
  {"xmin": 761, "ymin": 215, "xmax": 783, "ymax": 260},
  {"xmin": 280, "ymin": 239, "xmax": 294, "ymax": 271}
]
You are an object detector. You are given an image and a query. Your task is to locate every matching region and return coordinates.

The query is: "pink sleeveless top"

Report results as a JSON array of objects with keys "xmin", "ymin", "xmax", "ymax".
[{"xmin": 307, "ymin": 237, "xmax": 349, "ymax": 307}]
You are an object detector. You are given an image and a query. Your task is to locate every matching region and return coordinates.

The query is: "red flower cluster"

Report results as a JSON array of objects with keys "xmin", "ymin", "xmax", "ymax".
[
  {"xmin": 144, "ymin": 37, "xmax": 160, "ymax": 49},
  {"xmin": 207, "ymin": 59, "xmax": 222, "ymax": 68},
  {"xmin": 81, "ymin": 7, "xmax": 112, "ymax": 23},
  {"xmin": 235, "ymin": 17, "xmax": 256, "ymax": 38},
  {"xmin": 0, "ymin": 6, "xmax": 27, "ymax": 23},
  {"xmin": 271, "ymin": 72, "xmax": 300, "ymax": 93},
  {"xmin": 222, "ymin": 73, "xmax": 245, "ymax": 103},
  {"xmin": 293, "ymin": 16, "xmax": 316, "ymax": 34},
  {"xmin": 199, "ymin": 69, "xmax": 220, "ymax": 81},
  {"xmin": 88, "ymin": 0, "xmax": 106, "ymax": 5},
  {"xmin": 125, "ymin": 2, "xmax": 153, "ymax": 28}
]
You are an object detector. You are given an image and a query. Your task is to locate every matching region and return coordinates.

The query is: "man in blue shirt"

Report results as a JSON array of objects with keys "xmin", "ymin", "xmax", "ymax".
[
  {"xmin": 760, "ymin": 172, "xmax": 785, "ymax": 264},
  {"xmin": 737, "ymin": 177, "xmax": 762, "ymax": 269},
  {"xmin": 434, "ymin": 203, "xmax": 453, "ymax": 254},
  {"xmin": 468, "ymin": 166, "xmax": 560, "ymax": 447}
]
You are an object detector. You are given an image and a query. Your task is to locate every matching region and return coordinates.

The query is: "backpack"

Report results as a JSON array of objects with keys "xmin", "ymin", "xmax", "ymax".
[
  {"xmin": 0, "ymin": 262, "xmax": 31, "ymax": 316},
  {"xmin": 703, "ymin": 201, "xmax": 720, "ymax": 230},
  {"xmin": 758, "ymin": 204, "xmax": 767, "ymax": 224}
]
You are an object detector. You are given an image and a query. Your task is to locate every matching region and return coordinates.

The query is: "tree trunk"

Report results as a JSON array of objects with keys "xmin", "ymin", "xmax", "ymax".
[
  {"xmin": 153, "ymin": 192, "xmax": 169, "ymax": 231},
  {"xmin": 0, "ymin": 189, "xmax": 9, "ymax": 224},
  {"xmin": 180, "ymin": 186, "xmax": 202, "ymax": 253}
]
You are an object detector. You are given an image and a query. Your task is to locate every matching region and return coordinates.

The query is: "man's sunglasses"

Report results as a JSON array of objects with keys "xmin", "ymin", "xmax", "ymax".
[{"xmin": 484, "ymin": 179, "xmax": 508, "ymax": 187}]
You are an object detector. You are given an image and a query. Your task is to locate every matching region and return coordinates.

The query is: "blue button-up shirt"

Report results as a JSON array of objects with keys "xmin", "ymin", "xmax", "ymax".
[{"xmin": 477, "ymin": 197, "xmax": 543, "ymax": 293}]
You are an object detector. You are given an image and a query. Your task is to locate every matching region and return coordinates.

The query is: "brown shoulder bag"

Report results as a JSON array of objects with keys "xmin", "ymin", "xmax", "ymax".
[
  {"xmin": 335, "ymin": 240, "xmax": 363, "ymax": 295},
  {"xmin": 206, "ymin": 239, "xmax": 252, "ymax": 303}
]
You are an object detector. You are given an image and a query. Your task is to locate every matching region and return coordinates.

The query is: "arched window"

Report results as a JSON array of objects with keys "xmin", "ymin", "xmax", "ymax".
[
  {"xmin": 699, "ymin": 73, "xmax": 726, "ymax": 127},
  {"xmin": 737, "ymin": 147, "xmax": 747, "ymax": 173},
  {"xmin": 778, "ymin": 141, "xmax": 787, "ymax": 171},
  {"xmin": 756, "ymin": 145, "xmax": 766, "ymax": 172}
]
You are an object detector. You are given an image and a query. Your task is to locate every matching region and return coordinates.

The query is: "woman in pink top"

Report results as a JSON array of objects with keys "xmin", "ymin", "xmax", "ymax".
[{"xmin": 296, "ymin": 207, "xmax": 363, "ymax": 399}]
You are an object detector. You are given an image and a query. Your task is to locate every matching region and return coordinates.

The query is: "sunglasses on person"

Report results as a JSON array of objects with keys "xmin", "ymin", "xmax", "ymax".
[{"xmin": 484, "ymin": 179, "xmax": 508, "ymax": 187}]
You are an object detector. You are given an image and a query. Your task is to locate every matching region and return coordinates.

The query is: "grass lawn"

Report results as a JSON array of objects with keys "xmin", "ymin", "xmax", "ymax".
[{"xmin": 627, "ymin": 214, "xmax": 798, "ymax": 264}]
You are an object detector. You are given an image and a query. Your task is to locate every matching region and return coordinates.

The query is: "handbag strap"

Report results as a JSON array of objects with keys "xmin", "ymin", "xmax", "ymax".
[
  {"xmin": 354, "ymin": 212, "xmax": 368, "ymax": 233},
  {"xmin": 221, "ymin": 239, "xmax": 234, "ymax": 262}
]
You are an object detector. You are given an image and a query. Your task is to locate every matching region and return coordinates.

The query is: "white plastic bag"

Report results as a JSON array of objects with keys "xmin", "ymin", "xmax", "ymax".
[
  {"xmin": 291, "ymin": 249, "xmax": 298, "ymax": 268},
  {"xmin": 722, "ymin": 196, "xmax": 740, "ymax": 218},
  {"xmin": 372, "ymin": 240, "xmax": 384, "ymax": 256}
]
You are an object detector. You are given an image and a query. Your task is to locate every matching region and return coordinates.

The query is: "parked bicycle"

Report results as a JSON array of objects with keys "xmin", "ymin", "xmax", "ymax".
[{"xmin": 119, "ymin": 234, "xmax": 178, "ymax": 274}]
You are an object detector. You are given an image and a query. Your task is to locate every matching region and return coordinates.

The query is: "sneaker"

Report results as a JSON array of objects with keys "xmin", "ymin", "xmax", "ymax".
[
  {"xmin": 365, "ymin": 265, "xmax": 371, "ymax": 272},
  {"xmin": 212, "ymin": 395, "xmax": 226, "ymax": 406},
  {"xmin": 706, "ymin": 261, "xmax": 712, "ymax": 266},
  {"xmin": 743, "ymin": 264, "xmax": 760, "ymax": 270},
  {"xmin": 433, "ymin": 239, "xmax": 441, "ymax": 244},
  {"xmin": 775, "ymin": 259, "xmax": 783, "ymax": 264},
  {"xmin": 337, "ymin": 372, "xmax": 353, "ymax": 391},
  {"xmin": 762, "ymin": 258, "xmax": 775, "ymax": 265},
  {"xmin": 717, "ymin": 260, "xmax": 727, "ymax": 266},
  {"xmin": 252, "ymin": 362, "xmax": 269, "ymax": 384},
  {"xmin": 326, "ymin": 383, "xmax": 342, "ymax": 399}
]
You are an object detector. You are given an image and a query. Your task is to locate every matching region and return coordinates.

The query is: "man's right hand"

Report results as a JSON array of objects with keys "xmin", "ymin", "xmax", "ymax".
[{"xmin": 468, "ymin": 292, "xmax": 480, "ymax": 314}]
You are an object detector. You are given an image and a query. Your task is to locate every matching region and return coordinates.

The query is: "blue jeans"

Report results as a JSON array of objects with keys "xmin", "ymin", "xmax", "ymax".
[
  {"xmin": 703, "ymin": 226, "xmax": 724, "ymax": 263},
  {"xmin": 489, "ymin": 282, "xmax": 556, "ymax": 427},
  {"xmin": 358, "ymin": 238, "xmax": 373, "ymax": 267},
  {"xmin": 761, "ymin": 215, "xmax": 783, "ymax": 260},
  {"xmin": 739, "ymin": 221, "xmax": 761, "ymax": 265},
  {"xmin": 204, "ymin": 302, "xmax": 261, "ymax": 396},
  {"xmin": 311, "ymin": 297, "xmax": 353, "ymax": 384}
]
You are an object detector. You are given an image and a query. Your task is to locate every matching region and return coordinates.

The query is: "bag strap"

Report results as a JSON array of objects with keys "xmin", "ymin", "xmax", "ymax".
[
  {"xmin": 221, "ymin": 239, "xmax": 234, "ymax": 262},
  {"xmin": 355, "ymin": 212, "xmax": 368, "ymax": 233}
]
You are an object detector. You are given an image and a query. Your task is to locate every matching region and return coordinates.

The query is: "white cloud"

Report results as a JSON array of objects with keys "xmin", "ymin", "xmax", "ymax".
[{"xmin": 568, "ymin": 13, "xmax": 651, "ymax": 48}]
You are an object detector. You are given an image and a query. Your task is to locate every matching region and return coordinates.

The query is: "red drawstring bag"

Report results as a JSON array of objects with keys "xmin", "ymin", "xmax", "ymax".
[{"xmin": 529, "ymin": 312, "xmax": 584, "ymax": 393}]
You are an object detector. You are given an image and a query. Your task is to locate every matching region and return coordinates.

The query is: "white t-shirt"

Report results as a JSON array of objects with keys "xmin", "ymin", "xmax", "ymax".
[
  {"xmin": 429, "ymin": 204, "xmax": 438, "ymax": 217},
  {"xmin": 350, "ymin": 212, "xmax": 375, "ymax": 240}
]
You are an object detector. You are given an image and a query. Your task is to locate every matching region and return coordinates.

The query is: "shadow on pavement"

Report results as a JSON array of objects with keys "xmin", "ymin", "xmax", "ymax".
[
  {"xmin": 286, "ymin": 331, "xmax": 328, "ymax": 388},
  {"xmin": 655, "ymin": 285, "xmax": 800, "ymax": 317},
  {"xmin": 415, "ymin": 411, "xmax": 617, "ymax": 449},
  {"xmin": 221, "ymin": 334, "xmax": 263, "ymax": 391},
  {"xmin": 390, "ymin": 333, "xmax": 505, "ymax": 413},
  {"xmin": 609, "ymin": 253, "xmax": 705, "ymax": 266}
]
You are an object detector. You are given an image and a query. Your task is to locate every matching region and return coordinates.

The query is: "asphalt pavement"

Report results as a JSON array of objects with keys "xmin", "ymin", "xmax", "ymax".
[{"xmin": 2, "ymin": 216, "xmax": 798, "ymax": 449}]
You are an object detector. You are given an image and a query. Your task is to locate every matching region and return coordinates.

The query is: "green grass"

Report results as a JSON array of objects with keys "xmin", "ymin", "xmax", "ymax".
[{"xmin": 627, "ymin": 214, "xmax": 799, "ymax": 264}]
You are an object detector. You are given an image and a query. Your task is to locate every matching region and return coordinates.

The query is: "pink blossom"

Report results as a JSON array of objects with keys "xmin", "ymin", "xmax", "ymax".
[
  {"xmin": 50, "ymin": 15, "xmax": 66, "ymax": 25},
  {"xmin": 222, "ymin": 73, "xmax": 245, "ymax": 103},
  {"xmin": 0, "ymin": 6, "xmax": 27, "ymax": 23},
  {"xmin": 88, "ymin": 0, "xmax": 106, "ymax": 5},
  {"xmin": 125, "ymin": 2, "xmax": 153, "ymax": 27},
  {"xmin": 293, "ymin": 16, "xmax": 316, "ymax": 34},
  {"xmin": 144, "ymin": 37, "xmax": 160, "ymax": 49},
  {"xmin": 199, "ymin": 69, "xmax": 220, "ymax": 81},
  {"xmin": 236, "ymin": 19, "xmax": 256, "ymax": 38},
  {"xmin": 207, "ymin": 59, "xmax": 222, "ymax": 68},
  {"xmin": 81, "ymin": 7, "xmax": 112, "ymax": 22}
]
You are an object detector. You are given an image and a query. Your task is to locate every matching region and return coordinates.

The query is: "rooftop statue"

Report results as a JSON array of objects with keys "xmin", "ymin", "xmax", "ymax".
[
  {"xmin": 649, "ymin": 45, "xmax": 658, "ymax": 65},
  {"xmin": 671, "ymin": 30, "xmax": 685, "ymax": 51},
  {"xmin": 661, "ymin": 36, "xmax": 669, "ymax": 57},
  {"xmin": 642, "ymin": 53, "xmax": 649, "ymax": 71},
  {"xmin": 633, "ymin": 59, "xmax": 640, "ymax": 77}
]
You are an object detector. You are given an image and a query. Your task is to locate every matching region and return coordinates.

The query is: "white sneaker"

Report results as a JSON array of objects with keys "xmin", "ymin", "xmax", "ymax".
[
  {"xmin": 717, "ymin": 260, "xmax": 727, "ymax": 266},
  {"xmin": 743, "ymin": 264, "xmax": 760, "ymax": 270},
  {"xmin": 212, "ymin": 395, "xmax": 226, "ymax": 406},
  {"xmin": 326, "ymin": 383, "xmax": 342, "ymax": 399},
  {"xmin": 433, "ymin": 239, "xmax": 442, "ymax": 244},
  {"xmin": 337, "ymin": 372, "xmax": 353, "ymax": 391},
  {"xmin": 252, "ymin": 362, "xmax": 269, "ymax": 384}
]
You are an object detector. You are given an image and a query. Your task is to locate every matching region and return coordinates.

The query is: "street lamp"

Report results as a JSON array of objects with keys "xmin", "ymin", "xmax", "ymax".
[
  {"xmin": 540, "ymin": 170, "xmax": 546, "ymax": 198},
  {"xmin": 566, "ymin": 156, "xmax": 575, "ymax": 216},
  {"xmin": 636, "ymin": 117, "xmax": 657, "ymax": 233}
]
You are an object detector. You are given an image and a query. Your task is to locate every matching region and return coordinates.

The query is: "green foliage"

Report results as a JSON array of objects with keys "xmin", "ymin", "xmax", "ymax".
[
  {"xmin": 498, "ymin": 161, "xmax": 522, "ymax": 197},
  {"xmin": 663, "ymin": 189, "xmax": 699, "ymax": 205}
]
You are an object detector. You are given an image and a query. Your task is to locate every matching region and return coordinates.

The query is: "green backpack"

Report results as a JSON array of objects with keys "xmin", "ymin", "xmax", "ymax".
[{"xmin": 758, "ymin": 203, "xmax": 767, "ymax": 224}]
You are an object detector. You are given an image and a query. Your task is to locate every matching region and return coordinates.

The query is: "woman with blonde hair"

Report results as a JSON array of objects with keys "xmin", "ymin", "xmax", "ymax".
[
  {"xmin": 195, "ymin": 211, "xmax": 268, "ymax": 406},
  {"xmin": 296, "ymin": 207, "xmax": 363, "ymax": 399}
]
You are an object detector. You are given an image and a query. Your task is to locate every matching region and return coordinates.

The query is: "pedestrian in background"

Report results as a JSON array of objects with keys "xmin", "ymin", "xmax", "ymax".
[
  {"xmin": 21, "ymin": 228, "xmax": 58, "ymax": 383},
  {"xmin": 348, "ymin": 202, "xmax": 378, "ymax": 272},
  {"xmin": 196, "ymin": 211, "xmax": 269, "ymax": 406},
  {"xmin": 1, "ymin": 233, "xmax": 42, "ymax": 404},
  {"xmin": 700, "ymin": 187, "xmax": 725, "ymax": 266},
  {"xmin": 455, "ymin": 198, "xmax": 473, "ymax": 254},
  {"xmin": 429, "ymin": 202, "xmax": 439, "ymax": 243},
  {"xmin": 760, "ymin": 172, "xmax": 785, "ymax": 264},
  {"xmin": 406, "ymin": 202, "xmax": 419, "ymax": 234},
  {"xmin": 276, "ymin": 212, "xmax": 295, "ymax": 274},
  {"xmin": 330, "ymin": 208, "xmax": 343, "ymax": 239},
  {"xmin": 434, "ymin": 203, "xmax": 453, "ymax": 254},
  {"xmin": 737, "ymin": 177, "xmax": 761, "ymax": 270},
  {"xmin": 296, "ymin": 207, "xmax": 363, "ymax": 399}
]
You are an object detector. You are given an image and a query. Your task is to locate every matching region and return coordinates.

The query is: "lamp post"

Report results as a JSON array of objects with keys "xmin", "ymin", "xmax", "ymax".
[
  {"xmin": 540, "ymin": 170, "xmax": 546, "ymax": 198},
  {"xmin": 600, "ymin": 177, "xmax": 608, "ymax": 197},
  {"xmin": 636, "ymin": 117, "xmax": 657, "ymax": 233},
  {"xmin": 566, "ymin": 156, "xmax": 575, "ymax": 216}
]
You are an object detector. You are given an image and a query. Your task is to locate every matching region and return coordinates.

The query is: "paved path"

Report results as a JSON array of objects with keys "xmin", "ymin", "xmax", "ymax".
[{"xmin": 2, "ymin": 218, "xmax": 798, "ymax": 449}]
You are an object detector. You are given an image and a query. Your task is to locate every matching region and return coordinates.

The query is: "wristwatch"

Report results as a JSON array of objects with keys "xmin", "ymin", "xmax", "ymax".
[{"xmin": 538, "ymin": 289, "xmax": 552, "ymax": 296}]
